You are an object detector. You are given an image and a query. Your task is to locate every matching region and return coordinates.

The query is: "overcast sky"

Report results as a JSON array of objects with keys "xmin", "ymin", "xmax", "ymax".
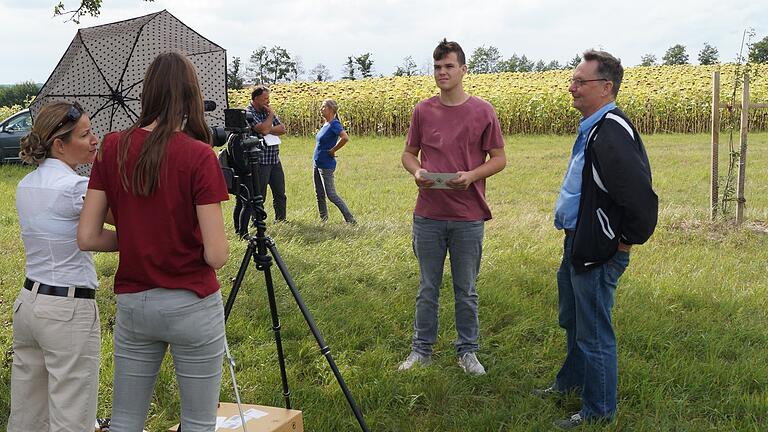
[{"xmin": 0, "ymin": 0, "xmax": 766, "ymax": 84}]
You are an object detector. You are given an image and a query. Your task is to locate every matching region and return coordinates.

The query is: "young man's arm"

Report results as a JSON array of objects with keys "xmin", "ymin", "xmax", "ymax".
[
  {"xmin": 402, "ymin": 145, "xmax": 436, "ymax": 188},
  {"xmin": 446, "ymin": 147, "xmax": 506, "ymax": 190}
]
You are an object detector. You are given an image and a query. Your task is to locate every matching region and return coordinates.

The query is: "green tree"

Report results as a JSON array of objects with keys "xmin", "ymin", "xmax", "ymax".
[
  {"xmin": 0, "ymin": 82, "xmax": 40, "ymax": 107},
  {"xmin": 309, "ymin": 63, "xmax": 332, "ymax": 82},
  {"xmin": 640, "ymin": 53, "xmax": 657, "ymax": 66},
  {"xmin": 342, "ymin": 57, "xmax": 356, "ymax": 80},
  {"xmin": 53, "ymin": 0, "xmax": 155, "ymax": 23},
  {"xmin": 498, "ymin": 54, "xmax": 535, "ymax": 72},
  {"xmin": 498, "ymin": 54, "xmax": 519, "ymax": 72},
  {"xmin": 227, "ymin": 57, "xmax": 244, "ymax": 90},
  {"xmin": 662, "ymin": 44, "xmax": 689, "ymax": 65},
  {"xmin": 517, "ymin": 55, "xmax": 534, "ymax": 72},
  {"xmin": 264, "ymin": 46, "xmax": 296, "ymax": 84},
  {"xmin": 546, "ymin": 60, "xmax": 562, "ymax": 70},
  {"xmin": 394, "ymin": 56, "xmax": 418, "ymax": 77},
  {"xmin": 567, "ymin": 54, "xmax": 582, "ymax": 68},
  {"xmin": 467, "ymin": 46, "xmax": 502, "ymax": 74},
  {"xmin": 355, "ymin": 53, "xmax": 374, "ymax": 78},
  {"xmin": 749, "ymin": 35, "xmax": 768, "ymax": 63},
  {"xmin": 247, "ymin": 46, "xmax": 268, "ymax": 85},
  {"xmin": 698, "ymin": 43, "xmax": 719, "ymax": 65}
]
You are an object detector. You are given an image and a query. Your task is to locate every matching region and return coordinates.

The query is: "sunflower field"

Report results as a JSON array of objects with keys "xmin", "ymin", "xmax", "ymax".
[{"xmin": 228, "ymin": 64, "xmax": 768, "ymax": 136}]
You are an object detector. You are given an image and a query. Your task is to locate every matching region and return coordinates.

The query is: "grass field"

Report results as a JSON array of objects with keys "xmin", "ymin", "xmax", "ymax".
[{"xmin": 1, "ymin": 133, "xmax": 768, "ymax": 431}]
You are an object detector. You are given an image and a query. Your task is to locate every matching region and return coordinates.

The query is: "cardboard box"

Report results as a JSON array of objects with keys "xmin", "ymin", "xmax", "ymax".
[{"xmin": 169, "ymin": 402, "xmax": 303, "ymax": 432}]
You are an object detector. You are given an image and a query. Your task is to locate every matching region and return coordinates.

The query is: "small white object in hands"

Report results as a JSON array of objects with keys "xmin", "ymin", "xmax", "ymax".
[
  {"xmin": 263, "ymin": 134, "xmax": 281, "ymax": 146},
  {"xmin": 421, "ymin": 172, "xmax": 459, "ymax": 189}
]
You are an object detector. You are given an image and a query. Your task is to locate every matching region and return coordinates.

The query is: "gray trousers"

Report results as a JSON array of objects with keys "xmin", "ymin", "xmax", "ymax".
[
  {"xmin": 410, "ymin": 215, "xmax": 484, "ymax": 355},
  {"xmin": 110, "ymin": 288, "xmax": 225, "ymax": 432},
  {"xmin": 313, "ymin": 165, "xmax": 355, "ymax": 223}
]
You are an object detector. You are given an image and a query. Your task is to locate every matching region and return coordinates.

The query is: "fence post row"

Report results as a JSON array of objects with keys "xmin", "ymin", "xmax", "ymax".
[
  {"xmin": 710, "ymin": 72, "xmax": 768, "ymax": 224},
  {"xmin": 710, "ymin": 71, "xmax": 720, "ymax": 221},
  {"xmin": 736, "ymin": 74, "xmax": 749, "ymax": 225}
]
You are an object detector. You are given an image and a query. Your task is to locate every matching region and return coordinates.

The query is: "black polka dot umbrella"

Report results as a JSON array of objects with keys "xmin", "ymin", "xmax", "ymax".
[{"xmin": 30, "ymin": 9, "xmax": 227, "ymax": 159}]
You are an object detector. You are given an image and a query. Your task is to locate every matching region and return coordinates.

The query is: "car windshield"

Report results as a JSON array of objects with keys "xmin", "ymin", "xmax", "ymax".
[{"xmin": 5, "ymin": 112, "xmax": 32, "ymax": 132}]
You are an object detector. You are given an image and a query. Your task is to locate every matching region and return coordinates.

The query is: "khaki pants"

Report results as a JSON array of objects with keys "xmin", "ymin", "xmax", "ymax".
[{"xmin": 8, "ymin": 285, "xmax": 101, "ymax": 432}]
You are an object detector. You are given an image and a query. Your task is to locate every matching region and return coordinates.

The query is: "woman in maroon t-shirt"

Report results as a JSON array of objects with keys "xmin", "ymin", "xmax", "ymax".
[{"xmin": 78, "ymin": 51, "xmax": 229, "ymax": 431}]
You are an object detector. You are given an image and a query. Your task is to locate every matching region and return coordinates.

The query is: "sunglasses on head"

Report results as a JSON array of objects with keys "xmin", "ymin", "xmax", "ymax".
[{"xmin": 47, "ymin": 102, "xmax": 84, "ymax": 141}]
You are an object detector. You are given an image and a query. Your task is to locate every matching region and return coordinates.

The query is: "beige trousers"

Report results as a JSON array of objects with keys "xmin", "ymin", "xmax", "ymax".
[{"xmin": 7, "ymin": 285, "xmax": 101, "ymax": 432}]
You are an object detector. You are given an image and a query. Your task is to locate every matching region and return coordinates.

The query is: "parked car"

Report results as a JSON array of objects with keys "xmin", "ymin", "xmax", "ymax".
[{"xmin": 0, "ymin": 109, "xmax": 31, "ymax": 163}]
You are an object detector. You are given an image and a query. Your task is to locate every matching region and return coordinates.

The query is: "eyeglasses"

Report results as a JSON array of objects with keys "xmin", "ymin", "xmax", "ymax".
[
  {"xmin": 47, "ymin": 102, "xmax": 83, "ymax": 141},
  {"xmin": 569, "ymin": 78, "xmax": 609, "ymax": 87}
]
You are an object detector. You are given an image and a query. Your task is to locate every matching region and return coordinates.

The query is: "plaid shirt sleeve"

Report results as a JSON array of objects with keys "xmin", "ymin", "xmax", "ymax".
[{"xmin": 246, "ymin": 105, "xmax": 281, "ymax": 165}]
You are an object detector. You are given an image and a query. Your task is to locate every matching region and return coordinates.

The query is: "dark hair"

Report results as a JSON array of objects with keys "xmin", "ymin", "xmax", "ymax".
[
  {"xmin": 251, "ymin": 85, "xmax": 269, "ymax": 100},
  {"xmin": 433, "ymin": 38, "xmax": 466, "ymax": 65},
  {"xmin": 582, "ymin": 50, "xmax": 623, "ymax": 96},
  {"xmin": 20, "ymin": 101, "xmax": 84, "ymax": 165},
  {"xmin": 117, "ymin": 51, "xmax": 211, "ymax": 196}
]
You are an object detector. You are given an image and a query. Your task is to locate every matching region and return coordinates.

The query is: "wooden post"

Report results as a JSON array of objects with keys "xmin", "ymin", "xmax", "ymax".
[
  {"xmin": 710, "ymin": 71, "xmax": 720, "ymax": 221},
  {"xmin": 736, "ymin": 74, "xmax": 749, "ymax": 224}
]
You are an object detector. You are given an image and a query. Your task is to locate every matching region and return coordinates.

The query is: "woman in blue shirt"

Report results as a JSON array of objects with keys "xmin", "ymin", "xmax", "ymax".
[{"xmin": 313, "ymin": 99, "xmax": 356, "ymax": 223}]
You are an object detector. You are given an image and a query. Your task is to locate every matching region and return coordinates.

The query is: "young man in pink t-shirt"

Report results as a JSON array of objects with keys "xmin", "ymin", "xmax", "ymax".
[{"xmin": 399, "ymin": 39, "xmax": 506, "ymax": 375}]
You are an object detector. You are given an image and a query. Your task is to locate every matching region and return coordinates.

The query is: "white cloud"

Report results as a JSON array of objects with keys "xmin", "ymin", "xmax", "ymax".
[{"xmin": 0, "ymin": 0, "xmax": 766, "ymax": 83}]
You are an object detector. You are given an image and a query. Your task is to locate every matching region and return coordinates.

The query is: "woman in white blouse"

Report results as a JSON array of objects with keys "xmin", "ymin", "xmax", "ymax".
[{"xmin": 9, "ymin": 101, "xmax": 115, "ymax": 432}]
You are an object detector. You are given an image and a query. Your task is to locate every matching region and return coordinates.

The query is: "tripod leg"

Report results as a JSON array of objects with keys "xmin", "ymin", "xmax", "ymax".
[
  {"xmin": 223, "ymin": 242, "xmax": 255, "ymax": 322},
  {"xmin": 223, "ymin": 235, "xmax": 292, "ymax": 409},
  {"xmin": 260, "ymin": 262, "xmax": 292, "ymax": 409},
  {"xmin": 267, "ymin": 241, "xmax": 370, "ymax": 432}
]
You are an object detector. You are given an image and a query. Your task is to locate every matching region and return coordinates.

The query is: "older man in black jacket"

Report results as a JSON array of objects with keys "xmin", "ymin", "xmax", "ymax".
[{"xmin": 534, "ymin": 50, "xmax": 658, "ymax": 430}]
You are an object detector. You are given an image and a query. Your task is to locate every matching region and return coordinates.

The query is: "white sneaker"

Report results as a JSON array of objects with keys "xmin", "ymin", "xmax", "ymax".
[
  {"xmin": 458, "ymin": 352, "xmax": 486, "ymax": 375},
  {"xmin": 397, "ymin": 351, "xmax": 432, "ymax": 371}
]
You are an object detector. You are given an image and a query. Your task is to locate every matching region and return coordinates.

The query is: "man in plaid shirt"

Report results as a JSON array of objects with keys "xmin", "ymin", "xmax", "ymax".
[{"xmin": 246, "ymin": 85, "xmax": 288, "ymax": 222}]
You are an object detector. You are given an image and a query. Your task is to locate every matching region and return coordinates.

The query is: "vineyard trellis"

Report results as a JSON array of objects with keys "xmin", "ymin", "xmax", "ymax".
[{"xmin": 710, "ymin": 71, "xmax": 768, "ymax": 224}]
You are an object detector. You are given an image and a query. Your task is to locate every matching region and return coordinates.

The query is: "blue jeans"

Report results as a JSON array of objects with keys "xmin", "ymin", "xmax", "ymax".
[
  {"xmin": 410, "ymin": 215, "xmax": 484, "ymax": 355},
  {"xmin": 111, "ymin": 289, "xmax": 225, "ymax": 432},
  {"xmin": 313, "ymin": 165, "xmax": 355, "ymax": 223},
  {"xmin": 555, "ymin": 233, "xmax": 630, "ymax": 420}
]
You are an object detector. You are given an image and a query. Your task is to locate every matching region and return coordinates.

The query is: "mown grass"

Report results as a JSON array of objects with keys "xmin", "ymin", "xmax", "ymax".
[{"xmin": 1, "ymin": 133, "xmax": 768, "ymax": 431}]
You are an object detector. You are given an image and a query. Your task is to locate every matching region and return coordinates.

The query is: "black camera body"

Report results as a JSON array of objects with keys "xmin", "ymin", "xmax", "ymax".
[{"xmin": 218, "ymin": 108, "xmax": 266, "ymax": 194}]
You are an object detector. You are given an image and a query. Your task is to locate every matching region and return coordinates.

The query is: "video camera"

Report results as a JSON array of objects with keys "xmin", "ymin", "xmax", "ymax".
[{"xmin": 216, "ymin": 108, "xmax": 266, "ymax": 194}]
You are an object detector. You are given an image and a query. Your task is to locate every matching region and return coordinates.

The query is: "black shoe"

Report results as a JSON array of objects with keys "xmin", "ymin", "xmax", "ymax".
[
  {"xmin": 531, "ymin": 383, "xmax": 563, "ymax": 399},
  {"xmin": 553, "ymin": 412, "xmax": 584, "ymax": 430}
]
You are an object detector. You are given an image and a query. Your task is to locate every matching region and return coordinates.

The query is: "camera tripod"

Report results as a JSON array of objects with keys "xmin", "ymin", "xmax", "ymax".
[{"xmin": 221, "ymin": 136, "xmax": 369, "ymax": 432}]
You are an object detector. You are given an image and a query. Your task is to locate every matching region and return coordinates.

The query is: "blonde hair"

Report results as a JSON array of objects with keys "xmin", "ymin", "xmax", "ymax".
[
  {"xmin": 20, "ymin": 102, "xmax": 81, "ymax": 165},
  {"xmin": 322, "ymin": 99, "xmax": 340, "ymax": 120}
]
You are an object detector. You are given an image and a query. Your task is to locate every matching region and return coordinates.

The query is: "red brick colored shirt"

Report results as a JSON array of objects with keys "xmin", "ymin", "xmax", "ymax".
[
  {"xmin": 406, "ymin": 96, "xmax": 505, "ymax": 221},
  {"xmin": 89, "ymin": 129, "xmax": 229, "ymax": 297}
]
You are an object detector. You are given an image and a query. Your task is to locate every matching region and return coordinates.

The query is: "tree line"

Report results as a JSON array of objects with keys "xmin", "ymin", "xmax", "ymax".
[
  {"xmin": 227, "ymin": 36, "xmax": 768, "ymax": 89},
  {"xmin": 641, "ymin": 35, "xmax": 768, "ymax": 66}
]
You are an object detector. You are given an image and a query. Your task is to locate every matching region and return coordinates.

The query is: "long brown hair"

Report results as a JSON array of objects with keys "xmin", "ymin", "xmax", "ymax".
[{"xmin": 117, "ymin": 51, "xmax": 212, "ymax": 196}]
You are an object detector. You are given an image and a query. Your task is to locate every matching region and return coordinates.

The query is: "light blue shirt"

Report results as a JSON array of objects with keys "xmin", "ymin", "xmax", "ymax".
[{"xmin": 554, "ymin": 102, "xmax": 616, "ymax": 230}]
